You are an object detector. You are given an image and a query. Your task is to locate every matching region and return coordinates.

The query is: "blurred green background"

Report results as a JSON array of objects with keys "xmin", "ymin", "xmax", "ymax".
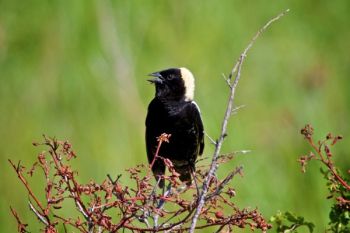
[{"xmin": 1, "ymin": 1, "xmax": 350, "ymax": 232}]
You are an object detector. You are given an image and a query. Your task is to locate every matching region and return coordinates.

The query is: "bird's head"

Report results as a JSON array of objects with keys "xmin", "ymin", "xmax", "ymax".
[{"xmin": 148, "ymin": 67, "xmax": 195, "ymax": 101}]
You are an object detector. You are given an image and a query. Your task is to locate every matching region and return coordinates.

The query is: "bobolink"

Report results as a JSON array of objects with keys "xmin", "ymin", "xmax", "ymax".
[{"xmin": 145, "ymin": 67, "xmax": 204, "ymax": 188}]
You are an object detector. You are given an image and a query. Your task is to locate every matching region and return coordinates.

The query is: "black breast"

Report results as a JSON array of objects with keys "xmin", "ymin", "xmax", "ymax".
[{"xmin": 145, "ymin": 97, "xmax": 203, "ymax": 180}]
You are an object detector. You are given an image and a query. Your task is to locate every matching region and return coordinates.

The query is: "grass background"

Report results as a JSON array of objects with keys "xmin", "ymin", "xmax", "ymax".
[{"xmin": 1, "ymin": 1, "xmax": 349, "ymax": 232}]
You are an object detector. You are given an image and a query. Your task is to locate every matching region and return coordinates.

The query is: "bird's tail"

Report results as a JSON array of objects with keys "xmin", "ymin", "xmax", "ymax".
[{"xmin": 176, "ymin": 164, "xmax": 194, "ymax": 187}]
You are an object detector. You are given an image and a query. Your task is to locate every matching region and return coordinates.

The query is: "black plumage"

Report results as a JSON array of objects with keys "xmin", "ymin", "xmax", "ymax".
[{"xmin": 145, "ymin": 67, "xmax": 204, "ymax": 188}]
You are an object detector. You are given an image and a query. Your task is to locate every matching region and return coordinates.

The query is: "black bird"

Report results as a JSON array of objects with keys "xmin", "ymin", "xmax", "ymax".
[{"xmin": 145, "ymin": 67, "xmax": 204, "ymax": 188}]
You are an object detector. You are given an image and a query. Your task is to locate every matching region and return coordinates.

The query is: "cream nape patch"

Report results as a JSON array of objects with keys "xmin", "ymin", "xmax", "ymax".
[{"xmin": 179, "ymin": 67, "xmax": 195, "ymax": 101}]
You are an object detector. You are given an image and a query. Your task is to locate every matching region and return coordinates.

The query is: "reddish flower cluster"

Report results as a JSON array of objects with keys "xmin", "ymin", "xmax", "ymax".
[
  {"xmin": 299, "ymin": 124, "xmax": 350, "ymax": 229},
  {"xmin": 9, "ymin": 135, "xmax": 271, "ymax": 232},
  {"xmin": 299, "ymin": 124, "xmax": 350, "ymax": 191}
]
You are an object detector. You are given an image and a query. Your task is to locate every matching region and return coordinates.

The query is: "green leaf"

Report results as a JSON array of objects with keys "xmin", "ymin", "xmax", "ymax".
[
  {"xmin": 270, "ymin": 211, "xmax": 315, "ymax": 233},
  {"xmin": 285, "ymin": 212, "xmax": 299, "ymax": 223}
]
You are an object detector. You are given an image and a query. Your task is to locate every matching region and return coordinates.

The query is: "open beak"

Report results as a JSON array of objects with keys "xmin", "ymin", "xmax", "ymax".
[{"xmin": 147, "ymin": 72, "xmax": 163, "ymax": 84}]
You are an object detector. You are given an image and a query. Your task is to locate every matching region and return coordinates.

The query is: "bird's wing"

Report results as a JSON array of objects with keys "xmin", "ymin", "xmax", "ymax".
[
  {"xmin": 145, "ymin": 98, "xmax": 162, "ymax": 163},
  {"xmin": 191, "ymin": 101, "xmax": 205, "ymax": 156}
]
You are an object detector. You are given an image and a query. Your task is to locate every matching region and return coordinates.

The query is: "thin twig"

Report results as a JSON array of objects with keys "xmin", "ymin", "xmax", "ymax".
[
  {"xmin": 48, "ymin": 141, "xmax": 93, "ymax": 224},
  {"xmin": 28, "ymin": 201, "xmax": 49, "ymax": 226},
  {"xmin": 222, "ymin": 73, "xmax": 232, "ymax": 88},
  {"xmin": 53, "ymin": 214, "xmax": 88, "ymax": 233},
  {"xmin": 231, "ymin": 104, "xmax": 246, "ymax": 115},
  {"xmin": 189, "ymin": 9, "xmax": 289, "ymax": 233},
  {"xmin": 307, "ymin": 137, "xmax": 350, "ymax": 190},
  {"xmin": 8, "ymin": 160, "xmax": 46, "ymax": 213},
  {"xmin": 153, "ymin": 183, "xmax": 172, "ymax": 227},
  {"xmin": 10, "ymin": 206, "xmax": 28, "ymax": 233},
  {"xmin": 205, "ymin": 132, "xmax": 217, "ymax": 145},
  {"xmin": 206, "ymin": 166, "xmax": 243, "ymax": 201}
]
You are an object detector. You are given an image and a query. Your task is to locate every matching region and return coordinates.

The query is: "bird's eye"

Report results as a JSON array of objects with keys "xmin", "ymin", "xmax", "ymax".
[{"xmin": 167, "ymin": 74, "xmax": 175, "ymax": 80}]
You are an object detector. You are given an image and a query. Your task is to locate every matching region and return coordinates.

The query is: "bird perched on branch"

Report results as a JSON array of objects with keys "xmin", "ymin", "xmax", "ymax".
[{"xmin": 146, "ymin": 67, "xmax": 204, "ymax": 188}]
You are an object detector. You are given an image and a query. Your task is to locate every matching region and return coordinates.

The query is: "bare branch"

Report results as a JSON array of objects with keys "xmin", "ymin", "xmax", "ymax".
[{"xmin": 189, "ymin": 9, "xmax": 289, "ymax": 233}]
